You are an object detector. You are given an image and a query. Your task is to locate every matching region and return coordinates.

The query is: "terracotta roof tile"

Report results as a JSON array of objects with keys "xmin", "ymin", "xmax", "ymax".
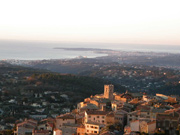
[
  {"xmin": 57, "ymin": 113, "xmax": 75, "ymax": 119},
  {"xmin": 33, "ymin": 130, "xmax": 49, "ymax": 133},
  {"xmin": 86, "ymin": 111, "xmax": 108, "ymax": 115},
  {"xmin": 147, "ymin": 121, "xmax": 156, "ymax": 125}
]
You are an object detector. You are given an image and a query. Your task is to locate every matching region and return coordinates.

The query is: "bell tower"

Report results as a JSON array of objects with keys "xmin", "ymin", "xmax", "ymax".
[{"xmin": 104, "ymin": 84, "xmax": 114, "ymax": 100}]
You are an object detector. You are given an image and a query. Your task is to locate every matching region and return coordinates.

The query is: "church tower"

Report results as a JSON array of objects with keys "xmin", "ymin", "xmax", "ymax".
[{"xmin": 104, "ymin": 84, "xmax": 114, "ymax": 100}]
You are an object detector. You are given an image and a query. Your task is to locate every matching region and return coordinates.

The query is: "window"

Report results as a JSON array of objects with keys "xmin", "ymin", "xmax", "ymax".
[
  {"xmin": 87, "ymin": 125, "xmax": 89, "ymax": 128},
  {"xmin": 88, "ymin": 116, "xmax": 91, "ymax": 118},
  {"xmin": 94, "ymin": 118, "xmax": 95, "ymax": 120},
  {"xmin": 94, "ymin": 131, "xmax": 97, "ymax": 133},
  {"xmin": 97, "ymin": 116, "xmax": 99, "ymax": 118},
  {"xmin": 102, "ymin": 120, "xmax": 104, "ymax": 123},
  {"xmin": 87, "ymin": 130, "xmax": 89, "ymax": 132},
  {"xmin": 95, "ymin": 127, "xmax": 97, "ymax": 129},
  {"xmin": 102, "ymin": 116, "xmax": 104, "ymax": 119},
  {"xmin": 91, "ymin": 126, "xmax": 93, "ymax": 128}
]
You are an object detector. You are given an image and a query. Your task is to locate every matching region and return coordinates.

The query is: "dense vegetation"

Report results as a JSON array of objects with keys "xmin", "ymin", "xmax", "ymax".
[
  {"xmin": 155, "ymin": 83, "xmax": 180, "ymax": 95},
  {"xmin": 0, "ymin": 62, "xmax": 126, "ymax": 112},
  {"xmin": 79, "ymin": 64, "xmax": 180, "ymax": 95},
  {"xmin": 0, "ymin": 62, "xmax": 128, "ymax": 128},
  {"xmin": 27, "ymin": 73, "xmax": 126, "ymax": 101}
]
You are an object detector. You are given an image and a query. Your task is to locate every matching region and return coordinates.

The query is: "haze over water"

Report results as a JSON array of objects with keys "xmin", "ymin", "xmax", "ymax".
[{"xmin": 0, "ymin": 40, "xmax": 180, "ymax": 60}]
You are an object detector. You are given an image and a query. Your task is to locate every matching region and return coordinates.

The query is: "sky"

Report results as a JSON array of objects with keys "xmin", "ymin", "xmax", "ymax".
[{"xmin": 0, "ymin": 0, "xmax": 180, "ymax": 45}]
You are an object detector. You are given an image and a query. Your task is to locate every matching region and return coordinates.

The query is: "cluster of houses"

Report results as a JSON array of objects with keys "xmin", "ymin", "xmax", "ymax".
[{"xmin": 14, "ymin": 84, "xmax": 180, "ymax": 135}]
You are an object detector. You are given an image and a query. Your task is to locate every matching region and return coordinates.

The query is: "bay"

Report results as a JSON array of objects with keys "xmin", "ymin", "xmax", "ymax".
[{"xmin": 0, "ymin": 40, "xmax": 180, "ymax": 60}]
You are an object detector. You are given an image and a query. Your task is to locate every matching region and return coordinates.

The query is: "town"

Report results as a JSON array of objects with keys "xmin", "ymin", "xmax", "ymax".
[
  {"xmin": 1, "ymin": 62, "xmax": 180, "ymax": 135},
  {"xmin": 12, "ymin": 84, "xmax": 180, "ymax": 135},
  {"xmin": 1, "ymin": 0, "xmax": 180, "ymax": 134}
]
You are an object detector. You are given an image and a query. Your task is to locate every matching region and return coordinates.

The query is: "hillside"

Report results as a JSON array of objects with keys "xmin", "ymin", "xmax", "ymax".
[{"xmin": 0, "ymin": 63, "xmax": 126, "ymax": 123}]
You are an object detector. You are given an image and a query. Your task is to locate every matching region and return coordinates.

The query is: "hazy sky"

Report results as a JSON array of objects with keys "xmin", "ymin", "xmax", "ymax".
[{"xmin": 0, "ymin": 0, "xmax": 180, "ymax": 45}]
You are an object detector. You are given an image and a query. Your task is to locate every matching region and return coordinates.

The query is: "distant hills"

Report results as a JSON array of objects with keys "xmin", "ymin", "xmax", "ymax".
[
  {"xmin": 1, "ymin": 49, "xmax": 180, "ymax": 96},
  {"xmin": 0, "ymin": 62, "xmax": 126, "ymax": 104}
]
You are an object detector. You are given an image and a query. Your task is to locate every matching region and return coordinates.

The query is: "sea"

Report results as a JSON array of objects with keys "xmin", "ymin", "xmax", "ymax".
[{"xmin": 0, "ymin": 40, "xmax": 180, "ymax": 60}]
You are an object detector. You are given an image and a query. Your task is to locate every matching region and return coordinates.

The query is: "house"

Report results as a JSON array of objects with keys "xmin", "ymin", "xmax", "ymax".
[
  {"xmin": 76, "ymin": 124, "xmax": 85, "ymax": 135},
  {"xmin": 32, "ymin": 129, "xmax": 49, "ymax": 135},
  {"xmin": 142, "ymin": 94, "xmax": 154, "ymax": 102},
  {"xmin": 105, "ymin": 110, "xmax": 127, "ymax": 128},
  {"xmin": 121, "ymin": 102, "xmax": 134, "ymax": 112},
  {"xmin": 111, "ymin": 100, "xmax": 125, "ymax": 111},
  {"xmin": 76, "ymin": 112, "xmax": 85, "ymax": 124},
  {"xmin": 85, "ymin": 121, "xmax": 104, "ymax": 134},
  {"xmin": 77, "ymin": 102, "xmax": 87, "ymax": 112},
  {"xmin": 114, "ymin": 110, "xmax": 128, "ymax": 128},
  {"xmin": 79, "ymin": 103, "xmax": 98, "ymax": 112},
  {"xmin": 105, "ymin": 112, "xmax": 115, "ymax": 125},
  {"xmin": 61, "ymin": 123, "xmax": 79, "ymax": 135},
  {"xmin": 85, "ymin": 111, "xmax": 108, "ymax": 124},
  {"xmin": 156, "ymin": 94, "xmax": 177, "ymax": 104},
  {"xmin": 89, "ymin": 98, "xmax": 111, "ymax": 111},
  {"xmin": 150, "ymin": 108, "xmax": 166, "ymax": 119},
  {"xmin": 55, "ymin": 113, "xmax": 75, "ymax": 129},
  {"xmin": 14, "ymin": 119, "xmax": 37, "ymax": 135},
  {"xmin": 156, "ymin": 111, "xmax": 179, "ymax": 132},
  {"xmin": 127, "ymin": 110, "xmax": 152, "ymax": 125},
  {"xmin": 37, "ymin": 118, "xmax": 54, "ymax": 132},
  {"xmin": 53, "ymin": 129, "xmax": 62, "ymax": 135},
  {"xmin": 130, "ymin": 120, "xmax": 156, "ymax": 134},
  {"xmin": 131, "ymin": 93, "xmax": 143, "ymax": 99},
  {"xmin": 115, "ymin": 92, "xmax": 134, "ymax": 103},
  {"xmin": 130, "ymin": 120, "xmax": 140, "ymax": 132},
  {"xmin": 147, "ymin": 121, "xmax": 156, "ymax": 134}
]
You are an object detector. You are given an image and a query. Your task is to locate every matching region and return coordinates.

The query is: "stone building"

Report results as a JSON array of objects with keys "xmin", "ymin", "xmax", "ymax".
[
  {"xmin": 156, "ymin": 111, "xmax": 179, "ymax": 134},
  {"xmin": 104, "ymin": 84, "xmax": 114, "ymax": 101}
]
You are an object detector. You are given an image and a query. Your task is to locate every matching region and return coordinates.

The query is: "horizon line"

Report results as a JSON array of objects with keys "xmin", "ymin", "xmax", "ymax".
[{"xmin": 0, "ymin": 39, "xmax": 180, "ymax": 47}]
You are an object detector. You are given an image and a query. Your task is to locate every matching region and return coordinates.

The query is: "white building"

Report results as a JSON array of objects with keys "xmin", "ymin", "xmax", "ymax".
[{"xmin": 85, "ymin": 122, "xmax": 104, "ymax": 134}]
